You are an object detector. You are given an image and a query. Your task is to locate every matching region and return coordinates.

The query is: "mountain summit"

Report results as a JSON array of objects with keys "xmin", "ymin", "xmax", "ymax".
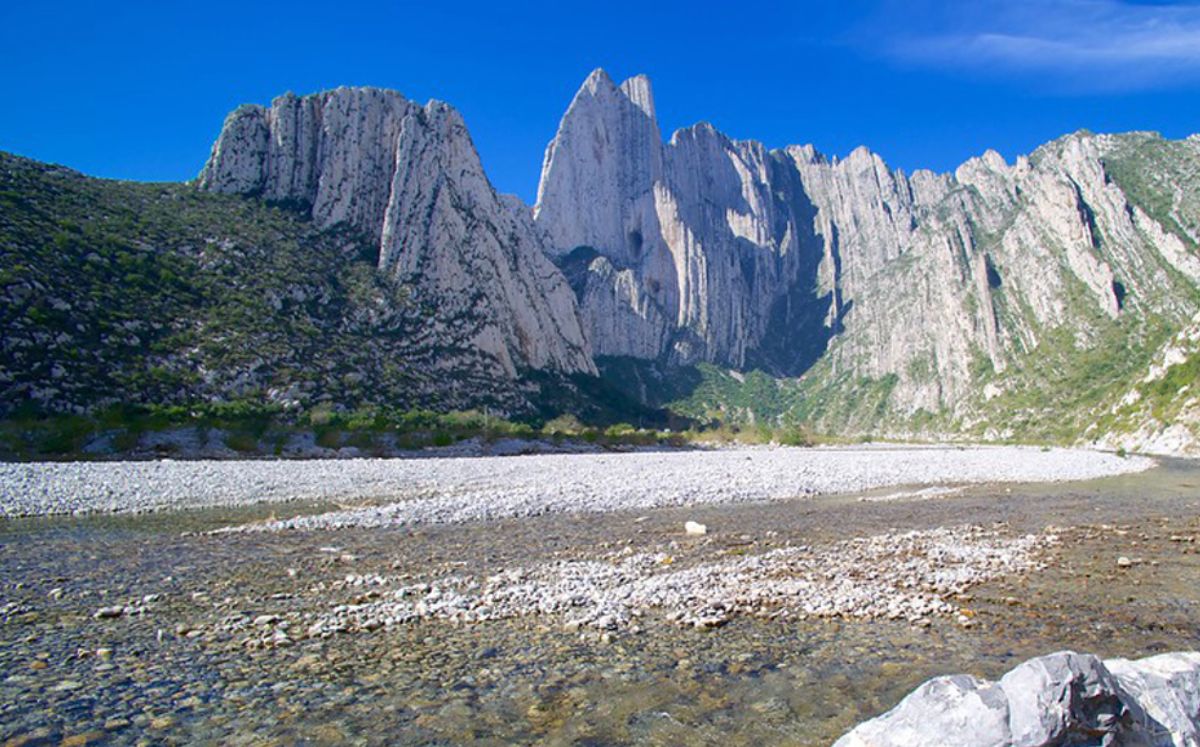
[
  {"xmin": 4, "ymin": 71, "xmax": 1200, "ymax": 454},
  {"xmin": 533, "ymin": 70, "xmax": 1200, "ymax": 448},
  {"xmin": 200, "ymin": 87, "xmax": 593, "ymax": 378}
]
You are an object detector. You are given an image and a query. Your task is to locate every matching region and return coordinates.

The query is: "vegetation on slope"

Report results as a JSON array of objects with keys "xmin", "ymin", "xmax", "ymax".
[
  {"xmin": 1102, "ymin": 133, "xmax": 1200, "ymax": 252},
  {"xmin": 594, "ymin": 134, "xmax": 1200, "ymax": 447},
  {"xmin": 0, "ymin": 152, "xmax": 662, "ymax": 455}
]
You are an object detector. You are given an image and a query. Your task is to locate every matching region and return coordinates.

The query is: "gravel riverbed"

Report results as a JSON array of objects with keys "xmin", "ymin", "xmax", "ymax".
[
  {"xmin": 0, "ymin": 445, "xmax": 1154, "ymax": 519},
  {"xmin": 299, "ymin": 525, "xmax": 1054, "ymax": 636},
  {"xmin": 0, "ymin": 455, "xmax": 1196, "ymax": 746}
]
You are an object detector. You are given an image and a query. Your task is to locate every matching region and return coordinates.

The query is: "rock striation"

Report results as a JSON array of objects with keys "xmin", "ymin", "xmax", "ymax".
[
  {"xmin": 200, "ymin": 87, "xmax": 594, "ymax": 379},
  {"xmin": 535, "ymin": 70, "xmax": 831, "ymax": 371},
  {"xmin": 835, "ymin": 650, "xmax": 1200, "ymax": 747},
  {"xmin": 11, "ymin": 72, "xmax": 1200, "ymax": 446},
  {"xmin": 535, "ymin": 70, "xmax": 1200, "ymax": 429}
]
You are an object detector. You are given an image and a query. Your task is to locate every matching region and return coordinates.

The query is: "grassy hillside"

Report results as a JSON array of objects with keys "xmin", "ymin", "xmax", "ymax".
[{"xmin": 0, "ymin": 152, "xmax": 657, "ymax": 439}]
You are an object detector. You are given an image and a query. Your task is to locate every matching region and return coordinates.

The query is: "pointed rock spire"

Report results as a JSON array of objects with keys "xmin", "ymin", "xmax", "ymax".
[
  {"xmin": 618, "ymin": 74, "xmax": 656, "ymax": 119},
  {"xmin": 534, "ymin": 69, "xmax": 664, "ymax": 264}
]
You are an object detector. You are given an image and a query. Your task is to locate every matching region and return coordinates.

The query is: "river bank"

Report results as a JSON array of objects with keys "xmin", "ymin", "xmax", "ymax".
[
  {"xmin": 0, "ymin": 445, "xmax": 1152, "ymax": 518},
  {"xmin": 0, "ymin": 451, "xmax": 1195, "ymax": 745}
]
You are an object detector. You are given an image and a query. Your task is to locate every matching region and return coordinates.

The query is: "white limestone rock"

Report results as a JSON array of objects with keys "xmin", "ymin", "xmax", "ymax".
[
  {"xmin": 833, "ymin": 674, "xmax": 1011, "ymax": 747},
  {"xmin": 1108, "ymin": 652, "xmax": 1200, "ymax": 745},
  {"xmin": 200, "ymin": 87, "xmax": 594, "ymax": 378},
  {"xmin": 536, "ymin": 70, "xmax": 1200, "ymax": 424},
  {"xmin": 535, "ymin": 69, "xmax": 664, "ymax": 268},
  {"xmin": 835, "ymin": 650, "xmax": 1200, "ymax": 747},
  {"xmin": 535, "ymin": 70, "xmax": 828, "ymax": 370}
]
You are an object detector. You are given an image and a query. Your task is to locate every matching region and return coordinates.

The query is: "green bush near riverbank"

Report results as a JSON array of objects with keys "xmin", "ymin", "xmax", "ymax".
[
  {"xmin": 0, "ymin": 401, "xmax": 694, "ymax": 459},
  {"xmin": 0, "ymin": 399, "xmax": 853, "ymax": 459}
]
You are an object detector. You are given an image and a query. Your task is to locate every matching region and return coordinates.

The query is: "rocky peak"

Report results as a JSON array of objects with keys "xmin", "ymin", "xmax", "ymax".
[
  {"xmin": 534, "ymin": 69, "xmax": 665, "ymax": 265},
  {"xmin": 617, "ymin": 74, "xmax": 656, "ymax": 119},
  {"xmin": 200, "ymin": 87, "xmax": 415, "ymax": 239},
  {"xmin": 534, "ymin": 71, "xmax": 1200, "ymax": 428},
  {"xmin": 784, "ymin": 143, "xmax": 824, "ymax": 166},
  {"xmin": 536, "ymin": 71, "xmax": 836, "ymax": 370},
  {"xmin": 200, "ymin": 87, "xmax": 594, "ymax": 378}
]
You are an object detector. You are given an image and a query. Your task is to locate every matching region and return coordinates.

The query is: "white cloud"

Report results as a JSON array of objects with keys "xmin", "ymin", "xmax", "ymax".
[{"xmin": 885, "ymin": 0, "xmax": 1200, "ymax": 90}]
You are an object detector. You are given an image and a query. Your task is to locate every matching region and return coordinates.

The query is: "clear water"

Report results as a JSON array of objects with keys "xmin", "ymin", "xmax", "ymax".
[{"xmin": 1, "ymin": 458, "xmax": 1198, "ymax": 745}]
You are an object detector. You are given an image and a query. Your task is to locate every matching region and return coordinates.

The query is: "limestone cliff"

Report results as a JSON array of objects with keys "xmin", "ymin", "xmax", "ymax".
[
  {"xmin": 200, "ymin": 87, "xmax": 594, "ymax": 379},
  {"xmin": 536, "ymin": 70, "xmax": 1200, "ymax": 442},
  {"xmin": 535, "ymin": 71, "xmax": 829, "ymax": 371},
  {"xmin": 10, "ymin": 73, "xmax": 1198, "ymax": 449}
]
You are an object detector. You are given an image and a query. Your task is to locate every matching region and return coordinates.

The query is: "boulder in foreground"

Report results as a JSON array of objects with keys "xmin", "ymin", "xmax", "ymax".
[{"xmin": 835, "ymin": 650, "xmax": 1200, "ymax": 747}]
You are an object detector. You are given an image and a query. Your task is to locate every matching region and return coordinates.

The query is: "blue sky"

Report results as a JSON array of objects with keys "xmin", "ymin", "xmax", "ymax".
[{"xmin": 2, "ymin": 0, "xmax": 1199, "ymax": 203}]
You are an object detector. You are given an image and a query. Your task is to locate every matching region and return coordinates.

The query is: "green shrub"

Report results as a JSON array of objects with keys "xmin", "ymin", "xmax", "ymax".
[
  {"xmin": 224, "ymin": 431, "xmax": 260, "ymax": 453},
  {"xmin": 308, "ymin": 404, "xmax": 337, "ymax": 428},
  {"xmin": 542, "ymin": 413, "xmax": 584, "ymax": 436},
  {"xmin": 777, "ymin": 426, "xmax": 813, "ymax": 447},
  {"xmin": 604, "ymin": 422, "xmax": 637, "ymax": 439},
  {"xmin": 315, "ymin": 429, "xmax": 342, "ymax": 449}
]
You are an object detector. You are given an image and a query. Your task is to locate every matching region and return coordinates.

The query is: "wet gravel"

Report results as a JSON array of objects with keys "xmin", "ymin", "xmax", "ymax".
[
  {"xmin": 304, "ymin": 525, "xmax": 1054, "ymax": 634},
  {"xmin": 0, "ymin": 453, "xmax": 1194, "ymax": 746}
]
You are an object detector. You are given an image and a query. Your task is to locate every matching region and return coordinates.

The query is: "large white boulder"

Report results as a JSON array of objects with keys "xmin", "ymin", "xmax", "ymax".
[{"xmin": 835, "ymin": 650, "xmax": 1200, "ymax": 747}]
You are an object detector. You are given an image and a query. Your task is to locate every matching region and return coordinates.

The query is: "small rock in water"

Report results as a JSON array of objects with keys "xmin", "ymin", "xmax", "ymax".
[
  {"xmin": 94, "ymin": 606, "xmax": 125, "ymax": 619},
  {"xmin": 684, "ymin": 521, "xmax": 708, "ymax": 536}
]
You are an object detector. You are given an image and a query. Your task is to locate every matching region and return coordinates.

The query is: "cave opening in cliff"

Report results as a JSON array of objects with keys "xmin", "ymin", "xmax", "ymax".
[
  {"xmin": 985, "ymin": 255, "xmax": 1002, "ymax": 289},
  {"xmin": 628, "ymin": 229, "xmax": 643, "ymax": 257}
]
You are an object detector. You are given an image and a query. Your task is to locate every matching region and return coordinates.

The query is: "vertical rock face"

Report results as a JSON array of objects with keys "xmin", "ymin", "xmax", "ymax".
[
  {"xmin": 800, "ymin": 132, "xmax": 1200, "ymax": 418},
  {"xmin": 535, "ymin": 70, "xmax": 664, "ymax": 269},
  {"xmin": 196, "ymin": 73, "xmax": 1200, "ymax": 441},
  {"xmin": 200, "ymin": 87, "xmax": 594, "ymax": 378},
  {"xmin": 533, "ymin": 71, "xmax": 676, "ymax": 361},
  {"xmin": 536, "ymin": 69, "xmax": 1200, "ymax": 421},
  {"xmin": 535, "ymin": 70, "xmax": 830, "ymax": 371}
]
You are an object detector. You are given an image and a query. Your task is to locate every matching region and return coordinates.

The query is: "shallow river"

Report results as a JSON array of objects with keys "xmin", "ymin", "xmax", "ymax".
[{"xmin": 1, "ymin": 456, "xmax": 1198, "ymax": 745}]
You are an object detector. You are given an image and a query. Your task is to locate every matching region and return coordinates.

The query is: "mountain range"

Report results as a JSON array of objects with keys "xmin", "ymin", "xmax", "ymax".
[{"xmin": 4, "ymin": 69, "xmax": 1200, "ymax": 454}]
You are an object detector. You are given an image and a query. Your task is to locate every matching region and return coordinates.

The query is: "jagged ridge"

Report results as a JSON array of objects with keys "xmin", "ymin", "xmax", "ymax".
[
  {"xmin": 5, "ymin": 71, "xmax": 1200, "ymax": 454},
  {"xmin": 535, "ymin": 69, "xmax": 1200, "ymax": 449},
  {"xmin": 200, "ymin": 87, "xmax": 594, "ymax": 379}
]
